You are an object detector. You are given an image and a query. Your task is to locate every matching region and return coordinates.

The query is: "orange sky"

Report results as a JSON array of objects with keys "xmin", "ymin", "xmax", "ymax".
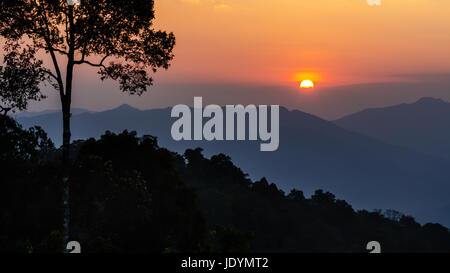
[
  {"xmin": 11, "ymin": 0, "xmax": 450, "ymax": 116},
  {"xmin": 151, "ymin": 0, "xmax": 450, "ymax": 86}
]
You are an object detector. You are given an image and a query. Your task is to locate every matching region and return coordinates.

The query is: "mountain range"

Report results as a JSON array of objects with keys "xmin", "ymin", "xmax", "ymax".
[
  {"xmin": 335, "ymin": 97, "xmax": 450, "ymax": 159},
  {"xmin": 15, "ymin": 99, "xmax": 450, "ymax": 227},
  {"xmin": 13, "ymin": 108, "xmax": 92, "ymax": 118}
]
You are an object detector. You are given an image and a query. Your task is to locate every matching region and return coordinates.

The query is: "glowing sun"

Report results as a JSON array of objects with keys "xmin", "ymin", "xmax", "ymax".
[{"xmin": 300, "ymin": 80, "xmax": 315, "ymax": 89}]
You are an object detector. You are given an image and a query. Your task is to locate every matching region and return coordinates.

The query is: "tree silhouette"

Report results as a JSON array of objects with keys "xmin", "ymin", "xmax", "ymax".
[
  {"xmin": 0, "ymin": 0, "xmax": 175, "ymax": 245},
  {"xmin": 0, "ymin": 43, "xmax": 49, "ymax": 115},
  {"xmin": 69, "ymin": 131, "xmax": 206, "ymax": 252},
  {"xmin": 0, "ymin": 115, "xmax": 59, "ymax": 252}
]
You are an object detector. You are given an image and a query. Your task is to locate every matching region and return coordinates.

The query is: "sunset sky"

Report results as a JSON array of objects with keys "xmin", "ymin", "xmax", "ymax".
[
  {"xmin": 153, "ymin": 0, "xmax": 450, "ymax": 85},
  {"xmin": 25, "ymin": 0, "xmax": 450, "ymax": 119}
]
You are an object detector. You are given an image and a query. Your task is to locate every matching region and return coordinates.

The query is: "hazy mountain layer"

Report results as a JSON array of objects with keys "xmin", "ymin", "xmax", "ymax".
[
  {"xmin": 16, "ymin": 104, "xmax": 450, "ymax": 226},
  {"xmin": 335, "ymin": 97, "xmax": 450, "ymax": 159}
]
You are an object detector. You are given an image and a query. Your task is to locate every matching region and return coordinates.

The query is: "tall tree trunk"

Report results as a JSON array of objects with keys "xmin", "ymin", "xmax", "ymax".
[
  {"xmin": 62, "ymin": 98, "xmax": 71, "ymax": 251},
  {"xmin": 62, "ymin": 5, "xmax": 75, "ymax": 252}
]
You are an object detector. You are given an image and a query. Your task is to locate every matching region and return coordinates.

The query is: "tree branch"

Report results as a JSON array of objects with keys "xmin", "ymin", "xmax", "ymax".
[
  {"xmin": 41, "ymin": 69, "xmax": 59, "ymax": 82},
  {"xmin": 0, "ymin": 105, "xmax": 12, "ymax": 116},
  {"xmin": 36, "ymin": 2, "xmax": 65, "ymax": 99},
  {"xmin": 53, "ymin": 47, "xmax": 69, "ymax": 56},
  {"xmin": 74, "ymin": 54, "xmax": 110, "ymax": 67}
]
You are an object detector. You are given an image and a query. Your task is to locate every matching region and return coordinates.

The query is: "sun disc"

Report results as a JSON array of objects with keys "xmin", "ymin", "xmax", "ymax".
[{"xmin": 300, "ymin": 80, "xmax": 315, "ymax": 88}]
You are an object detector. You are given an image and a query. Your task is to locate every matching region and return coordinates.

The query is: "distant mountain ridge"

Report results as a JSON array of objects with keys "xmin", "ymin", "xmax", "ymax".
[
  {"xmin": 13, "ymin": 108, "xmax": 93, "ymax": 118},
  {"xmin": 334, "ymin": 97, "xmax": 450, "ymax": 159},
  {"xmin": 16, "ymin": 103, "xmax": 450, "ymax": 227}
]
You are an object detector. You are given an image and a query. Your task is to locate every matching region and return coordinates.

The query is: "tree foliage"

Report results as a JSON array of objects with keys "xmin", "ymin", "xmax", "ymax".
[
  {"xmin": 69, "ymin": 131, "xmax": 205, "ymax": 252},
  {"xmin": 0, "ymin": 116, "xmax": 59, "ymax": 252},
  {"xmin": 0, "ymin": 42, "xmax": 48, "ymax": 115},
  {"xmin": 0, "ymin": 0, "xmax": 175, "ymax": 96}
]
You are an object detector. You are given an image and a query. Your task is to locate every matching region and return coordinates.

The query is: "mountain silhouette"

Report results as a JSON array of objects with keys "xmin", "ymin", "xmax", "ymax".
[
  {"xmin": 13, "ymin": 108, "xmax": 92, "ymax": 118},
  {"xmin": 112, "ymin": 104, "xmax": 142, "ymax": 113},
  {"xmin": 334, "ymin": 97, "xmax": 450, "ymax": 159},
  {"xmin": 15, "ymin": 104, "xmax": 450, "ymax": 227}
]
